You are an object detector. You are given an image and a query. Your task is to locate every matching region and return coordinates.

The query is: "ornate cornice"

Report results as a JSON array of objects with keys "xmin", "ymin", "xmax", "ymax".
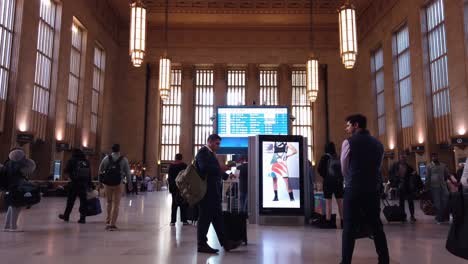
[{"xmin": 144, "ymin": 0, "xmax": 342, "ymax": 14}]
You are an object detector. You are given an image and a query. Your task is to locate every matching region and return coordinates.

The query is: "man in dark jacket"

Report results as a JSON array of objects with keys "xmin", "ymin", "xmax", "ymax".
[
  {"xmin": 168, "ymin": 153, "xmax": 188, "ymax": 225},
  {"xmin": 59, "ymin": 149, "xmax": 92, "ymax": 224},
  {"xmin": 195, "ymin": 134, "xmax": 241, "ymax": 254},
  {"xmin": 340, "ymin": 114, "xmax": 389, "ymax": 264},
  {"xmin": 389, "ymin": 152, "xmax": 422, "ymax": 222}
]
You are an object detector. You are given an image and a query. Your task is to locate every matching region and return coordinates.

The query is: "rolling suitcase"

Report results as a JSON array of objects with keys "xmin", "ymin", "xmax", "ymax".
[
  {"xmin": 382, "ymin": 198, "xmax": 406, "ymax": 222},
  {"xmin": 222, "ymin": 180, "xmax": 248, "ymax": 245}
]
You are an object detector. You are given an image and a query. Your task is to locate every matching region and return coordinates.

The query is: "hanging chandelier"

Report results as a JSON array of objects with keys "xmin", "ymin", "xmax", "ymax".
[
  {"xmin": 307, "ymin": 58, "xmax": 319, "ymax": 102},
  {"xmin": 129, "ymin": 0, "xmax": 146, "ymax": 67},
  {"xmin": 338, "ymin": 1, "xmax": 358, "ymax": 69},
  {"xmin": 159, "ymin": 57, "xmax": 171, "ymax": 100},
  {"xmin": 159, "ymin": 0, "xmax": 171, "ymax": 101},
  {"xmin": 307, "ymin": 0, "xmax": 319, "ymax": 103}
]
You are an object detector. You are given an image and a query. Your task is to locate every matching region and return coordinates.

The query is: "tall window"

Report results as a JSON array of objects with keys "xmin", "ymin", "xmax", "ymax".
[
  {"xmin": 259, "ymin": 69, "xmax": 278, "ymax": 105},
  {"xmin": 193, "ymin": 69, "xmax": 214, "ymax": 155},
  {"xmin": 91, "ymin": 46, "xmax": 105, "ymax": 135},
  {"xmin": 465, "ymin": 0, "xmax": 468, "ymax": 52},
  {"xmin": 227, "ymin": 69, "xmax": 246, "ymax": 106},
  {"xmin": 32, "ymin": 0, "xmax": 57, "ymax": 139},
  {"xmin": 66, "ymin": 22, "xmax": 84, "ymax": 144},
  {"xmin": 0, "ymin": 0, "xmax": 16, "ymax": 131},
  {"xmin": 425, "ymin": 0, "xmax": 451, "ymax": 142},
  {"xmin": 371, "ymin": 47, "xmax": 385, "ymax": 136},
  {"xmin": 160, "ymin": 69, "xmax": 182, "ymax": 161},
  {"xmin": 393, "ymin": 24, "xmax": 414, "ymax": 148},
  {"xmin": 291, "ymin": 70, "xmax": 313, "ymax": 160}
]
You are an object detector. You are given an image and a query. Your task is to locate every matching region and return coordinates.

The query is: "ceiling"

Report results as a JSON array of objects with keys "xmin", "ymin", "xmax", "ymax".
[{"xmin": 108, "ymin": 0, "xmax": 374, "ymax": 28}]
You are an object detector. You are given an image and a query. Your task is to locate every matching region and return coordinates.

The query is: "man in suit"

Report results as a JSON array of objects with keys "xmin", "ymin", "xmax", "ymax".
[
  {"xmin": 195, "ymin": 134, "xmax": 241, "ymax": 254},
  {"xmin": 340, "ymin": 114, "xmax": 389, "ymax": 264}
]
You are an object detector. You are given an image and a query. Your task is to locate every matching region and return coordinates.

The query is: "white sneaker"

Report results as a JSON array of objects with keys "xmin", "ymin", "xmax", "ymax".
[{"xmin": 9, "ymin": 229, "xmax": 24, "ymax": 232}]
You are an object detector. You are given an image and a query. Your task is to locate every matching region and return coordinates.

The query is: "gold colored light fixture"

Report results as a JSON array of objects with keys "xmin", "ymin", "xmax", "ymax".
[
  {"xmin": 307, "ymin": 0, "xmax": 319, "ymax": 103},
  {"xmin": 159, "ymin": 0, "xmax": 171, "ymax": 101},
  {"xmin": 129, "ymin": 0, "xmax": 146, "ymax": 67},
  {"xmin": 338, "ymin": 0, "xmax": 358, "ymax": 69}
]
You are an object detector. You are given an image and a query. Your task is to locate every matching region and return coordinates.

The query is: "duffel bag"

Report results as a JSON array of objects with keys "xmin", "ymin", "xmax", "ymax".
[
  {"xmin": 86, "ymin": 197, "xmax": 102, "ymax": 216},
  {"xmin": 175, "ymin": 164, "xmax": 206, "ymax": 207},
  {"xmin": 6, "ymin": 181, "xmax": 41, "ymax": 207}
]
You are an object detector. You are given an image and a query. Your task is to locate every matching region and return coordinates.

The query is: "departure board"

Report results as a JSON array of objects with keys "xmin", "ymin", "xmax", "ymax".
[{"xmin": 217, "ymin": 107, "xmax": 288, "ymax": 137}]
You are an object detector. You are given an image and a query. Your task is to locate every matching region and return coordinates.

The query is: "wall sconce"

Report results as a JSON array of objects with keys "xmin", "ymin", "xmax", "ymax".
[
  {"xmin": 418, "ymin": 136, "xmax": 424, "ymax": 144},
  {"xmin": 18, "ymin": 122, "xmax": 27, "ymax": 132},
  {"xmin": 458, "ymin": 127, "xmax": 466, "ymax": 136},
  {"xmin": 289, "ymin": 115, "xmax": 296, "ymax": 122},
  {"xmin": 210, "ymin": 114, "xmax": 216, "ymax": 122},
  {"xmin": 389, "ymin": 142, "xmax": 395, "ymax": 150}
]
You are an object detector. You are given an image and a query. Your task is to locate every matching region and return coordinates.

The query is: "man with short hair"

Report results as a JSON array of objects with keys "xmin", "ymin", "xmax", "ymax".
[
  {"xmin": 99, "ymin": 144, "xmax": 131, "ymax": 231},
  {"xmin": 389, "ymin": 152, "xmax": 422, "ymax": 223},
  {"xmin": 340, "ymin": 114, "xmax": 389, "ymax": 264},
  {"xmin": 195, "ymin": 134, "xmax": 241, "ymax": 254},
  {"xmin": 426, "ymin": 153, "xmax": 449, "ymax": 223}
]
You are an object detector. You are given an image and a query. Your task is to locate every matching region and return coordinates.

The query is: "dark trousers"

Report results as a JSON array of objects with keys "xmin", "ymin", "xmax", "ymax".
[
  {"xmin": 131, "ymin": 182, "xmax": 138, "ymax": 194},
  {"xmin": 63, "ymin": 183, "xmax": 87, "ymax": 218},
  {"xmin": 342, "ymin": 190, "xmax": 389, "ymax": 264},
  {"xmin": 399, "ymin": 192, "xmax": 415, "ymax": 217},
  {"xmin": 171, "ymin": 192, "xmax": 187, "ymax": 223},
  {"xmin": 197, "ymin": 201, "xmax": 225, "ymax": 247}
]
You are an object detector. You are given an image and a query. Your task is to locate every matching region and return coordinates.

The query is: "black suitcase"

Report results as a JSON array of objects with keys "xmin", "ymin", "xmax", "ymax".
[
  {"xmin": 223, "ymin": 211, "xmax": 248, "ymax": 244},
  {"xmin": 223, "ymin": 180, "xmax": 248, "ymax": 244},
  {"xmin": 382, "ymin": 199, "xmax": 406, "ymax": 222}
]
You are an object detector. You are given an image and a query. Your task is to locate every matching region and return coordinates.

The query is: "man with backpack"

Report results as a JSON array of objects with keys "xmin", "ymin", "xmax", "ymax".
[
  {"xmin": 317, "ymin": 142, "xmax": 344, "ymax": 228},
  {"xmin": 59, "ymin": 148, "xmax": 92, "ymax": 224},
  {"xmin": 98, "ymin": 144, "xmax": 131, "ymax": 231}
]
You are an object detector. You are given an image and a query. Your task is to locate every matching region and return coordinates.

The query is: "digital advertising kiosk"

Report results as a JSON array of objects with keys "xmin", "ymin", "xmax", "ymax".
[{"xmin": 248, "ymin": 135, "xmax": 313, "ymax": 225}]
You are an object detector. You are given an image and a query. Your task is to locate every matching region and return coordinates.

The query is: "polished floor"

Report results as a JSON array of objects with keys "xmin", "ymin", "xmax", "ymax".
[{"xmin": 0, "ymin": 191, "xmax": 466, "ymax": 264}]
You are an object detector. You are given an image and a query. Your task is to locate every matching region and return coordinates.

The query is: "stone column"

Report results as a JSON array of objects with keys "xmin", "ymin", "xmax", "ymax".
[
  {"xmin": 179, "ymin": 64, "xmax": 195, "ymax": 162},
  {"xmin": 246, "ymin": 64, "xmax": 259, "ymax": 106},
  {"xmin": 213, "ymin": 64, "xmax": 227, "ymax": 132},
  {"xmin": 278, "ymin": 64, "xmax": 292, "ymax": 107},
  {"xmin": 146, "ymin": 63, "xmax": 159, "ymax": 178}
]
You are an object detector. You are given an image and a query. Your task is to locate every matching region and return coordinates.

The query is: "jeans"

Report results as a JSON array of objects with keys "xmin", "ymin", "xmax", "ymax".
[
  {"xmin": 431, "ymin": 187, "xmax": 449, "ymax": 222},
  {"xmin": 4, "ymin": 206, "xmax": 21, "ymax": 230},
  {"xmin": 197, "ymin": 201, "xmax": 225, "ymax": 247},
  {"xmin": 399, "ymin": 192, "xmax": 415, "ymax": 218},
  {"xmin": 341, "ymin": 189, "xmax": 389, "ymax": 264}
]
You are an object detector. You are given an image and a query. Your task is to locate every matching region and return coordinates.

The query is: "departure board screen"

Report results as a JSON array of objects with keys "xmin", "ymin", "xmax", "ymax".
[{"xmin": 216, "ymin": 106, "xmax": 289, "ymax": 154}]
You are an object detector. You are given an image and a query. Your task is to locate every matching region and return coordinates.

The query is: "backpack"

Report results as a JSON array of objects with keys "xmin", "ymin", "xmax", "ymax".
[
  {"xmin": 326, "ymin": 154, "xmax": 342, "ymax": 183},
  {"xmin": 175, "ymin": 163, "xmax": 207, "ymax": 207},
  {"xmin": 72, "ymin": 159, "xmax": 91, "ymax": 182},
  {"xmin": 102, "ymin": 155, "xmax": 123, "ymax": 186}
]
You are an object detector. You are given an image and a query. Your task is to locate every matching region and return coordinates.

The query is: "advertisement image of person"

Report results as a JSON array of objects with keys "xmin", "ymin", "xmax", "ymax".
[{"xmin": 270, "ymin": 142, "xmax": 298, "ymax": 202}]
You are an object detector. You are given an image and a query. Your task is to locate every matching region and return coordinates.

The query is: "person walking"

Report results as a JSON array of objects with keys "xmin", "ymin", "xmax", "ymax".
[
  {"xmin": 196, "ymin": 134, "xmax": 241, "ymax": 254},
  {"xmin": 168, "ymin": 153, "xmax": 188, "ymax": 226},
  {"xmin": 59, "ymin": 148, "xmax": 92, "ymax": 224},
  {"xmin": 340, "ymin": 114, "xmax": 389, "ymax": 264},
  {"xmin": 99, "ymin": 144, "xmax": 131, "ymax": 231},
  {"xmin": 317, "ymin": 142, "xmax": 344, "ymax": 228},
  {"xmin": 237, "ymin": 156, "xmax": 249, "ymax": 213},
  {"xmin": 389, "ymin": 152, "xmax": 423, "ymax": 223},
  {"xmin": 426, "ymin": 153, "xmax": 450, "ymax": 224},
  {"xmin": 1, "ymin": 148, "xmax": 36, "ymax": 232}
]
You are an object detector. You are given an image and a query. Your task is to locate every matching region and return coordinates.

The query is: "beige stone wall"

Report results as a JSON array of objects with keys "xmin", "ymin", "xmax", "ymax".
[
  {"xmin": 113, "ymin": 25, "xmax": 357, "ymax": 177},
  {"xmin": 0, "ymin": 0, "xmax": 121, "ymax": 179},
  {"xmin": 355, "ymin": 0, "xmax": 468, "ymax": 170}
]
